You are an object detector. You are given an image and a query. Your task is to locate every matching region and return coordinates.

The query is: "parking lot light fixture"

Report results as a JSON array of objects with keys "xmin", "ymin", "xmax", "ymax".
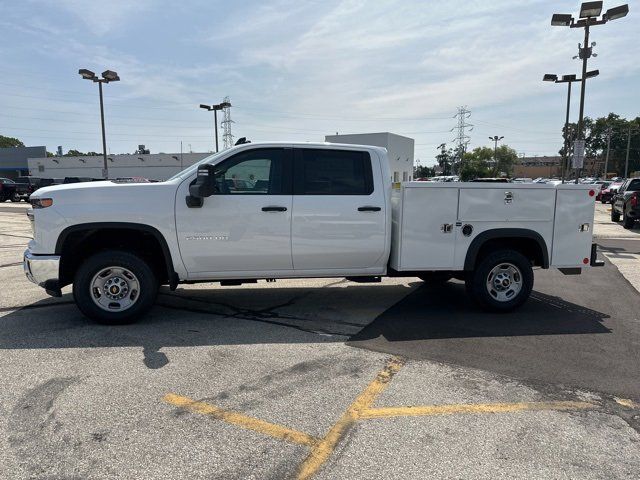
[
  {"xmin": 584, "ymin": 69, "xmax": 600, "ymax": 78},
  {"xmin": 543, "ymin": 74, "xmax": 559, "ymax": 82},
  {"xmin": 78, "ymin": 68, "xmax": 120, "ymax": 179},
  {"xmin": 550, "ymin": 2, "xmax": 629, "ymax": 182},
  {"xmin": 605, "ymin": 4, "xmax": 629, "ymax": 19},
  {"xmin": 551, "ymin": 13, "xmax": 574, "ymax": 26},
  {"xmin": 580, "ymin": 1, "xmax": 603, "ymax": 18}
]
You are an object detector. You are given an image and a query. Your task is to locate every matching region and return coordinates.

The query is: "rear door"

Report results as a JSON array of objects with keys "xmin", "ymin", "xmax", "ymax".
[{"xmin": 291, "ymin": 147, "xmax": 386, "ymax": 271}]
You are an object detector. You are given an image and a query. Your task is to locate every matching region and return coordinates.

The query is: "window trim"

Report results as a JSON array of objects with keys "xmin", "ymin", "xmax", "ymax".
[
  {"xmin": 209, "ymin": 147, "xmax": 293, "ymax": 195},
  {"xmin": 293, "ymin": 148, "xmax": 374, "ymax": 196}
]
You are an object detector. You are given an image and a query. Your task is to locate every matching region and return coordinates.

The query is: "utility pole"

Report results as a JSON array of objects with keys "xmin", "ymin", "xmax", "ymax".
[
  {"xmin": 625, "ymin": 125, "xmax": 631, "ymax": 178},
  {"xmin": 603, "ymin": 127, "xmax": 611, "ymax": 179}
]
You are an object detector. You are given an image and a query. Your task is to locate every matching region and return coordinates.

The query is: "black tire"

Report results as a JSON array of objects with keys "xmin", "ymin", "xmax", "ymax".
[
  {"xmin": 623, "ymin": 210, "xmax": 634, "ymax": 229},
  {"xmin": 418, "ymin": 272, "xmax": 453, "ymax": 283},
  {"xmin": 73, "ymin": 250, "xmax": 158, "ymax": 324},
  {"xmin": 10, "ymin": 192, "xmax": 20, "ymax": 202},
  {"xmin": 611, "ymin": 209, "xmax": 621, "ymax": 222},
  {"xmin": 465, "ymin": 249, "xmax": 533, "ymax": 312}
]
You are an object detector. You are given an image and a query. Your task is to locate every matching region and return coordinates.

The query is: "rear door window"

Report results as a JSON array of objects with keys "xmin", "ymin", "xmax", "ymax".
[{"xmin": 295, "ymin": 149, "xmax": 373, "ymax": 195}]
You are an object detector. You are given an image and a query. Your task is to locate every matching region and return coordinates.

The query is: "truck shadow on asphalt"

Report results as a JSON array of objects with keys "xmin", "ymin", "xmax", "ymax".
[{"xmin": 0, "ymin": 280, "xmax": 610, "ymax": 370}]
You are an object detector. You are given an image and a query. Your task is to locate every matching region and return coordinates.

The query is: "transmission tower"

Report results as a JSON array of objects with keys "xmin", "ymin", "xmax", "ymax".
[
  {"xmin": 451, "ymin": 106, "xmax": 473, "ymax": 174},
  {"xmin": 221, "ymin": 96, "xmax": 234, "ymax": 149}
]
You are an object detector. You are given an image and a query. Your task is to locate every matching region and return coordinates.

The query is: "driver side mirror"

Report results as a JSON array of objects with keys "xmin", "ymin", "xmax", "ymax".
[{"xmin": 186, "ymin": 164, "xmax": 217, "ymax": 208}]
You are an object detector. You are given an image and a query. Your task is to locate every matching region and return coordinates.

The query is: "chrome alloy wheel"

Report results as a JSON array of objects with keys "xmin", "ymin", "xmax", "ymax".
[
  {"xmin": 486, "ymin": 262, "xmax": 522, "ymax": 303},
  {"xmin": 90, "ymin": 266, "xmax": 140, "ymax": 312}
]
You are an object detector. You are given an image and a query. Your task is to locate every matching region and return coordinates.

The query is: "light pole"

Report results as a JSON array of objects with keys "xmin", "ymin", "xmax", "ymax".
[
  {"xmin": 551, "ymin": 2, "xmax": 629, "ymax": 183},
  {"xmin": 543, "ymin": 71, "xmax": 598, "ymax": 182},
  {"xmin": 200, "ymin": 101, "xmax": 231, "ymax": 153},
  {"xmin": 78, "ymin": 69, "xmax": 120, "ymax": 179},
  {"xmin": 489, "ymin": 136, "xmax": 504, "ymax": 176}
]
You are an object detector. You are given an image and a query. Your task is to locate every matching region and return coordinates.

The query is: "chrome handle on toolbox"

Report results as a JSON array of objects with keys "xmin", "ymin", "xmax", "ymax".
[
  {"xmin": 504, "ymin": 191, "xmax": 513, "ymax": 204},
  {"xmin": 261, "ymin": 206, "xmax": 287, "ymax": 212},
  {"xmin": 441, "ymin": 224, "xmax": 453, "ymax": 233}
]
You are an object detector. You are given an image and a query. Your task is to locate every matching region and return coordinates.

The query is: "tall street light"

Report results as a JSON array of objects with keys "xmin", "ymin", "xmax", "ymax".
[
  {"xmin": 551, "ymin": 1, "xmax": 629, "ymax": 183},
  {"xmin": 200, "ymin": 101, "xmax": 231, "ymax": 152},
  {"xmin": 78, "ymin": 69, "xmax": 120, "ymax": 179},
  {"xmin": 489, "ymin": 135, "xmax": 504, "ymax": 176},
  {"xmin": 543, "ymin": 71, "xmax": 598, "ymax": 182}
]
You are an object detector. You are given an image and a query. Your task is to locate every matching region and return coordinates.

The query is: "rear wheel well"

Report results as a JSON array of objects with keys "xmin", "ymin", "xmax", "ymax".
[
  {"xmin": 468, "ymin": 236, "xmax": 547, "ymax": 271},
  {"xmin": 58, "ymin": 226, "xmax": 172, "ymax": 287}
]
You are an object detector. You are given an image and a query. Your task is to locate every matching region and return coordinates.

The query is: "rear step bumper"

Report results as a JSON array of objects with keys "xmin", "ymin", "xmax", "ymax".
[{"xmin": 591, "ymin": 243, "xmax": 605, "ymax": 267}]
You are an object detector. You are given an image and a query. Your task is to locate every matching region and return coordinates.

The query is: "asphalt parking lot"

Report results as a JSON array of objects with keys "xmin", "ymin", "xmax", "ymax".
[{"xmin": 1, "ymin": 201, "xmax": 639, "ymax": 479}]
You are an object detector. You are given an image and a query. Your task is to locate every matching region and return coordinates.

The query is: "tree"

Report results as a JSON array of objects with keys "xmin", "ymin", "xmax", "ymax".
[
  {"xmin": 414, "ymin": 164, "xmax": 435, "ymax": 178},
  {"xmin": 0, "ymin": 135, "xmax": 25, "ymax": 148},
  {"xmin": 494, "ymin": 144, "xmax": 518, "ymax": 177},
  {"xmin": 559, "ymin": 114, "xmax": 640, "ymax": 177},
  {"xmin": 460, "ymin": 147, "xmax": 492, "ymax": 181},
  {"xmin": 435, "ymin": 143, "xmax": 454, "ymax": 175}
]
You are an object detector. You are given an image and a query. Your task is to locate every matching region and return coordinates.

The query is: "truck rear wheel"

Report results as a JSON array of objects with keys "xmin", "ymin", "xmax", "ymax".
[
  {"xmin": 466, "ymin": 249, "xmax": 533, "ymax": 312},
  {"xmin": 73, "ymin": 250, "xmax": 158, "ymax": 324},
  {"xmin": 623, "ymin": 211, "xmax": 634, "ymax": 229}
]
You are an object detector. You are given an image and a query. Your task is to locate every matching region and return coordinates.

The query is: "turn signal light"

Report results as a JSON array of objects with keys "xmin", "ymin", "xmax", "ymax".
[
  {"xmin": 588, "ymin": 190, "xmax": 595, "ymax": 197},
  {"xmin": 30, "ymin": 198, "xmax": 53, "ymax": 209}
]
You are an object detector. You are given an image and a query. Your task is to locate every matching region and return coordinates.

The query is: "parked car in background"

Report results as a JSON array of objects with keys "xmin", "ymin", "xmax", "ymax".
[
  {"xmin": 0, "ymin": 178, "xmax": 20, "ymax": 202},
  {"xmin": 611, "ymin": 178, "xmax": 640, "ymax": 228},
  {"xmin": 13, "ymin": 176, "xmax": 56, "ymax": 201},
  {"xmin": 470, "ymin": 178, "xmax": 509, "ymax": 183},
  {"xmin": 593, "ymin": 181, "xmax": 611, "ymax": 201},
  {"xmin": 62, "ymin": 177, "xmax": 96, "ymax": 184},
  {"xmin": 600, "ymin": 181, "xmax": 623, "ymax": 204},
  {"xmin": 511, "ymin": 178, "xmax": 533, "ymax": 183}
]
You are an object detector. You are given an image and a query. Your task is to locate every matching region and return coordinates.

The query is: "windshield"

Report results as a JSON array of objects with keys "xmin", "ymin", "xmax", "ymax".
[{"xmin": 166, "ymin": 150, "xmax": 229, "ymax": 181}]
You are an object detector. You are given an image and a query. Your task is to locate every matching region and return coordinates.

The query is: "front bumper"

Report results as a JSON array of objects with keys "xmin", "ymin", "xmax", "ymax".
[{"xmin": 23, "ymin": 249, "xmax": 62, "ymax": 296}]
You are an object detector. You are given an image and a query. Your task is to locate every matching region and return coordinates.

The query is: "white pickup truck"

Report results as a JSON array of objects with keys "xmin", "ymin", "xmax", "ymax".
[{"xmin": 23, "ymin": 142, "xmax": 603, "ymax": 324}]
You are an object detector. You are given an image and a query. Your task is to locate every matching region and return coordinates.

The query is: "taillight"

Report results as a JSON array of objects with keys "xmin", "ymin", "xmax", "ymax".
[{"xmin": 631, "ymin": 193, "xmax": 638, "ymax": 208}]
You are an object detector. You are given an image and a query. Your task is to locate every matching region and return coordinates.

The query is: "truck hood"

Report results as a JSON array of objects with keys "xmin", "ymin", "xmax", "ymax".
[{"xmin": 32, "ymin": 180, "xmax": 174, "ymax": 199}]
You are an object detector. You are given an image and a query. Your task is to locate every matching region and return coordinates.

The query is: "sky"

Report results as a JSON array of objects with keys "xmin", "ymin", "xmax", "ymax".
[{"xmin": 0, "ymin": 0, "xmax": 638, "ymax": 166}]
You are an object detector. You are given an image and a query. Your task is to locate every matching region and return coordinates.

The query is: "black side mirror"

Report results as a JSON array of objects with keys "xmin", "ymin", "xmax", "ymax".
[{"xmin": 186, "ymin": 164, "xmax": 217, "ymax": 208}]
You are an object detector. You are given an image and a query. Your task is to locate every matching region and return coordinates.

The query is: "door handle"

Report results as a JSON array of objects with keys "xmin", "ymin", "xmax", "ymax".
[
  {"xmin": 358, "ymin": 206, "xmax": 381, "ymax": 212},
  {"xmin": 261, "ymin": 206, "xmax": 287, "ymax": 212}
]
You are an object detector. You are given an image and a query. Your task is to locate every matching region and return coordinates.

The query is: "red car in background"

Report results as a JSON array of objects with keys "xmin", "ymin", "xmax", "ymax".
[{"xmin": 599, "ymin": 181, "xmax": 623, "ymax": 203}]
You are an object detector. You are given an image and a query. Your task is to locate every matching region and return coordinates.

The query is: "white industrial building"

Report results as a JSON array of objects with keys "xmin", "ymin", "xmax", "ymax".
[
  {"xmin": 28, "ymin": 153, "xmax": 210, "ymax": 181},
  {"xmin": 325, "ymin": 132, "xmax": 415, "ymax": 182}
]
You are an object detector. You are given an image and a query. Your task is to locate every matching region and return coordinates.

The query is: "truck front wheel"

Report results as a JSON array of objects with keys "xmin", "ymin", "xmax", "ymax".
[
  {"xmin": 73, "ymin": 250, "xmax": 158, "ymax": 324},
  {"xmin": 466, "ymin": 250, "xmax": 533, "ymax": 312}
]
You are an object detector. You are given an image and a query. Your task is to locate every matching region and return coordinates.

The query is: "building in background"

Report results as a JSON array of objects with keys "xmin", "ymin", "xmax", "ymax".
[
  {"xmin": 512, "ymin": 156, "xmax": 562, "ymax": 178},
  {"xmin": 28, "ymin": 152, "xmax": 211, "ymax": 181},
  {"xmin": 325, "ymin": 132, "xmax": 415, "ymax": 182},
  {"xmin": 0, "ymin": 146, "xmax": 46, "ymax": 179}
]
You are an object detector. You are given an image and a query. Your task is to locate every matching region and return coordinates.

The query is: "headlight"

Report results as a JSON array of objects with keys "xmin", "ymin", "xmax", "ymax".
[{"xmin": 30, "ymin": 198, "xmax": 53, "ymax": 208}]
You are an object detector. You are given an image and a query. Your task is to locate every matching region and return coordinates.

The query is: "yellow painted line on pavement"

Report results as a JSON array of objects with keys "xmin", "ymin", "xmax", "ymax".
[
  {"xmin": 163, "ymin": 393, "xmax": 318, "ymax": 447},
  {"xmin": 614, "ymin": 397, "xmax": 639, "ymax": 409},
  {"xmin": 296, "ymin": 356, "xmax": 406, "ymax": 480},
  {"xmin": 360, "ymin": 400, "xmax": 594, "ymax": 419}
]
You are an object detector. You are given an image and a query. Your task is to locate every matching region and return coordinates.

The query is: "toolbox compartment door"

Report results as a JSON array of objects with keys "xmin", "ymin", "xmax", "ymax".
[
  {"xmin": 459, "ymin": 187, "xmax": 555, "ymax": 222},
  {"xmin": 551, "ymin": 188, "xmax": 595, "ymax": 267}
]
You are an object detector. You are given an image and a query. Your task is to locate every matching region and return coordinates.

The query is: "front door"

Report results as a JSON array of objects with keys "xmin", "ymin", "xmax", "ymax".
[
  {"xmin": 291, "ymin": 147, "xmax": 387, "ymax": 271},
  {"xmin": 176, "ymin": 147, "xmax": 293, "ymax": 275}
]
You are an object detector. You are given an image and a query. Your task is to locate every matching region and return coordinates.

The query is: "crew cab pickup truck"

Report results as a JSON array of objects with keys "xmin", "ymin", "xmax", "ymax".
[
  {"xmin": 23, "ymin": 142, "xmax": 603, "ymax": 324},
  {"xmin": 611, "ymin": 177, "xmax": 640, "ymax": 228}
]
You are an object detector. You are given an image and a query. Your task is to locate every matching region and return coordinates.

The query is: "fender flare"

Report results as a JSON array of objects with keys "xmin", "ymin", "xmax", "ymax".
[
  {"xmin": 464, "ymin": 228, "xmax": 549, "ymax": 271},
  {"xmin": 55, "ymin": 222, "xmax": 178, "ymax": 287}
]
